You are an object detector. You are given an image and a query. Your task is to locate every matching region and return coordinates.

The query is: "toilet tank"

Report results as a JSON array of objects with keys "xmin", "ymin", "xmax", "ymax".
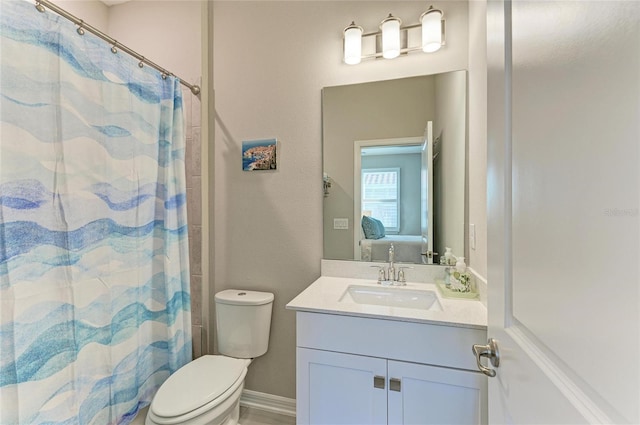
[{"xmin": 214, "ymin": 289, "xmax": 274, "ymax": 358}]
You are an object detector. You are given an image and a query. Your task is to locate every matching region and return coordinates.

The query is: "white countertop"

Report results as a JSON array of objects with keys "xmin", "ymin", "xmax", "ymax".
[{"xmin": 286, "ymin": 276, "xmax": 487, "ymax": 330}]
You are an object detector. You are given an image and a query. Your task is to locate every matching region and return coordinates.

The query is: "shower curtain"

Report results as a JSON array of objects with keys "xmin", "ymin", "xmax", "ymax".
[{"xmin": 0, "ymin": 1, "xmax": 192, "ymax": 424}]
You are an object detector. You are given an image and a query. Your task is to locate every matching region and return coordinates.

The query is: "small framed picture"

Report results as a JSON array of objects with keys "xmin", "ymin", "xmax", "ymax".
[{"xmin": 242, "ymin": 138, "xmax": 278, "ymax": 171}]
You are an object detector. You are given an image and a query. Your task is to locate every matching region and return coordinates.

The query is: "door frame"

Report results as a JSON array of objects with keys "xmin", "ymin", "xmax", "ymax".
[{"xmin": 353, "ymin": 136, "xmax": 422, "ymax": 259}]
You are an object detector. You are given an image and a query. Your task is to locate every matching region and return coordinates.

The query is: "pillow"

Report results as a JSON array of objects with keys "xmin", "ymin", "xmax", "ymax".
[{"xmin": 361, "ymin": 216, "xmax": 386, "ymax": 239}]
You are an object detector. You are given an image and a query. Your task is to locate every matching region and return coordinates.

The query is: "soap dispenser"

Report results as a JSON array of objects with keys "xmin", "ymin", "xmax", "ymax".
[
  {"xmin": 451, "ymin": 257, "xmax": 471, "ymax": 292},
  {"xmin": 455, "ymin": 256, "xmax": 466, "ymax": 273},
  {"xmin": 443, "ymin": 247, "xmax": 454, "ymax": 265}
]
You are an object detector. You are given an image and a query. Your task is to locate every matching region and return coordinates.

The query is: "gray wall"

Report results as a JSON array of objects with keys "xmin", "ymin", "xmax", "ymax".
[{"xmin": 467, "ymin": 0, "xmax": 488, "ymax": 279}]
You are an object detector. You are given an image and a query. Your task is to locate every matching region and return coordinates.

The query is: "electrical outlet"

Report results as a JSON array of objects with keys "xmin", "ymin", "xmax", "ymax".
[
  {"xmin": 334, "ymin": 218, "xmax": 349, "ymax": 230},
  {"xmin": 469, "ymin": 224, "xmax": 476, "ymax": 250}
]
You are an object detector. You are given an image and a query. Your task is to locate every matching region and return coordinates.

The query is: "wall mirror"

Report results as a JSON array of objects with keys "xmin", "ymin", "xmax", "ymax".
[{"xmin": 322, "ymin": 71, "xmax": 467, "ymax": 265}]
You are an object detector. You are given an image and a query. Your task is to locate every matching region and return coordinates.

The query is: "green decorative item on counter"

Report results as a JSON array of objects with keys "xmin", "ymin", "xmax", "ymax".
[
  {"xmin": 452, "ymin": 271, "xmax": 471, "ymax": 292},
  {"xmin": 436, "ymin": 279, "xmax": 479, "ymax": 299}
]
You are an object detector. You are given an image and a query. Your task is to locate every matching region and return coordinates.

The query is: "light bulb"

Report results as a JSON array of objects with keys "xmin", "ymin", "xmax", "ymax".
[
  {"xmin": 343, "ymin": 22, "xmax": 363, "ymax": 65},
  {"xmin": 421, "ymin": 8, "xmax": 443, "ymax": 53},
  {"xmin": 380, "ymin": 14, "xmax": 402, "ymax": 59}
]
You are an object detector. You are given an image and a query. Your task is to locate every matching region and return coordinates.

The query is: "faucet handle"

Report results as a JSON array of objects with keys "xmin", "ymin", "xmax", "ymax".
[
  {"xmin": 397, "ymin": 266, "xmax": 414, "ymax": 284},
  {"xmin": 370, "ymin": 265, "xmax": 387, "ymax": 283}
]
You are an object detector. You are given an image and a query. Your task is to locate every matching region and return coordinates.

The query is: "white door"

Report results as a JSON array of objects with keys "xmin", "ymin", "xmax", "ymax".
[
  {"xmin": 485, "ymin": 0, "xmax": 639, "ymax": 423},
  {"xmin": 387, "ymin": 360, "xmax": 486, "ymax": 425},
  {"xmin": 421, "ymin": 122, "xmax": 434, "ymax": 262},
  {"xmin": 296, "ymin": 348, "xmax": 387, "ymax": 425}
]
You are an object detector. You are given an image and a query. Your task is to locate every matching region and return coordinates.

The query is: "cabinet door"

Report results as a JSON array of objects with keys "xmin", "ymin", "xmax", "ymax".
[
  {"xmin": 387, "ymin": 360, "xmax": 487, "ymax": 425},
  {"xmin": 297, "ymin": 347, "xmax": 387, "ymax": 425}
]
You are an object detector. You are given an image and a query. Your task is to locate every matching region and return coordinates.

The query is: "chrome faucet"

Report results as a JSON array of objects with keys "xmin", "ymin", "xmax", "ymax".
[
  {"xmin": 370, "ymin": 244, "xmax": 411, "ymax": 286},
  {"xmin": 388, "ymin": 243, "xmax": 396, "ymax": 283}
]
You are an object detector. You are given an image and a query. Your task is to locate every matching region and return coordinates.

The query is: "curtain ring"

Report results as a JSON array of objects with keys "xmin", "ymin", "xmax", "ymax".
[
  {"xmin": 161, "ymin": 73, "xmax": 167, "ymax": 80},
  {"xmin": 138, "ymin": 57, "xmax": 145, "ymax": 68},
  {"xmin": 77, "ymin": 20, "xmax": 85, "ymax": 35},
  {"xmin": 35, "ymin": 1, "xmax": 46, "ymax": 12},
  {"xmin": 111, "ymin": 42, "xmax": 118, "ymax": 54}
]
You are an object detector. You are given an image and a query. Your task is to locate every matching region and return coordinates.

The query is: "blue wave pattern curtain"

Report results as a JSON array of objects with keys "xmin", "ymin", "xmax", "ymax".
[{"xmin": 0, "ymin": 1, "xmax": 192, "ymax": 423}]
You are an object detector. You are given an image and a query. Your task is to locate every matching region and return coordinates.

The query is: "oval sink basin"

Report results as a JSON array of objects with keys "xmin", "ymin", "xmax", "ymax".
[{"xmin": 340, "ymin": 285, "xmax": 442, "ymax": 311}]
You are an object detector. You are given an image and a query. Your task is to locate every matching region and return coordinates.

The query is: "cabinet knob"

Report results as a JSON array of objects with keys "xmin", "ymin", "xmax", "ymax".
[
  {"xmin": 389, "ymin": 377, "xmax": 401, "ymax": 392},
  {"xmin": 373, "ymin": 375, "xmax": 385, "ymax": 389}
]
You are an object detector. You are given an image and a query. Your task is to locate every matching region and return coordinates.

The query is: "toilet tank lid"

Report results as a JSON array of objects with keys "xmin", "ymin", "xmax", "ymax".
[{"xmin": 215, "ymin": 289, "xmax": 274, "ymax": 306}]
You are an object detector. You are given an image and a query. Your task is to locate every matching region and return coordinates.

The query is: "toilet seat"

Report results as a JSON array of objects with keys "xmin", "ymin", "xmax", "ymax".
[{"xmin": 149, "ymin": 355, "xmax": 249, "ymax": 424}]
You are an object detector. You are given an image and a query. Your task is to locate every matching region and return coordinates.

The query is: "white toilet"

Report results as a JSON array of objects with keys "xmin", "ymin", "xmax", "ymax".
[{"xmin": 146, "ymin": 289, "xmax": 274, "ymax": 425}]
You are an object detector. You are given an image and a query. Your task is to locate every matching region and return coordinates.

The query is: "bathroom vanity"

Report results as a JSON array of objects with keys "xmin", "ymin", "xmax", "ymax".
[{"xmin": 287, "ymin": 269, "xmax": 488, "ymax": 425}]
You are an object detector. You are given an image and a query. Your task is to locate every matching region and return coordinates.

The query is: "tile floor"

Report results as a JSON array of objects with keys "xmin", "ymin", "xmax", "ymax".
[{"xmin": 131, "ymin": 406, "xmax": 296, "ymax": 425}]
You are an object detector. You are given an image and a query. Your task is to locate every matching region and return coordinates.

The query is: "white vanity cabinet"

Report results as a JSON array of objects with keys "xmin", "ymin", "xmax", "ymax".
[
  {"xmin": 386, "ymin": 360, "xmax": 485, "ymax": 424},
  {"xmin": 297, "ymin": 348, "xmax": 387, "ymax": 424},
  {"xmin": 295, "ymin": 311, "xmax": 487, "ymax": 425}
]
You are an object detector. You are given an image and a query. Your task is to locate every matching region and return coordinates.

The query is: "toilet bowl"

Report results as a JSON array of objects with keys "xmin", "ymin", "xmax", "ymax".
[
  {"xmin": 145, "ymin": 355, "xmax": 250, "ymax": 425},
  {"xmin": 146, "ymin": 289, "xmax": 274, "ymax": 425}
]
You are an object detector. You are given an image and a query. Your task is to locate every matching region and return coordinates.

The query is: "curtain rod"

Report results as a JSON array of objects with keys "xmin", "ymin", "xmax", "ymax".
[{"xmin": 34, "ymin": 0, "xmax": 201, "ymax": 96}]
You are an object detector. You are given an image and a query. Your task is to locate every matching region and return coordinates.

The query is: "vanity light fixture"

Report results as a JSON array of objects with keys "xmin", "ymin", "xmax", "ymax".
[{"xmin": 342, "ymin": 5, "xmax": 445, "ymax": 65}]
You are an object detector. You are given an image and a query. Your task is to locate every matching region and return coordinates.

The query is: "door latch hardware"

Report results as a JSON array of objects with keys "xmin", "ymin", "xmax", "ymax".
[{"xmin": 472, "ymin": 338, "xmax": 500, "ymax": 377}]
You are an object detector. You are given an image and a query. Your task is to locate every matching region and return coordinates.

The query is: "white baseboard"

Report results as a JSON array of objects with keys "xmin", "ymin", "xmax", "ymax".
[{"xmin": 240, "ymin": 389, "xmax": 296, "ymax": 417}]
